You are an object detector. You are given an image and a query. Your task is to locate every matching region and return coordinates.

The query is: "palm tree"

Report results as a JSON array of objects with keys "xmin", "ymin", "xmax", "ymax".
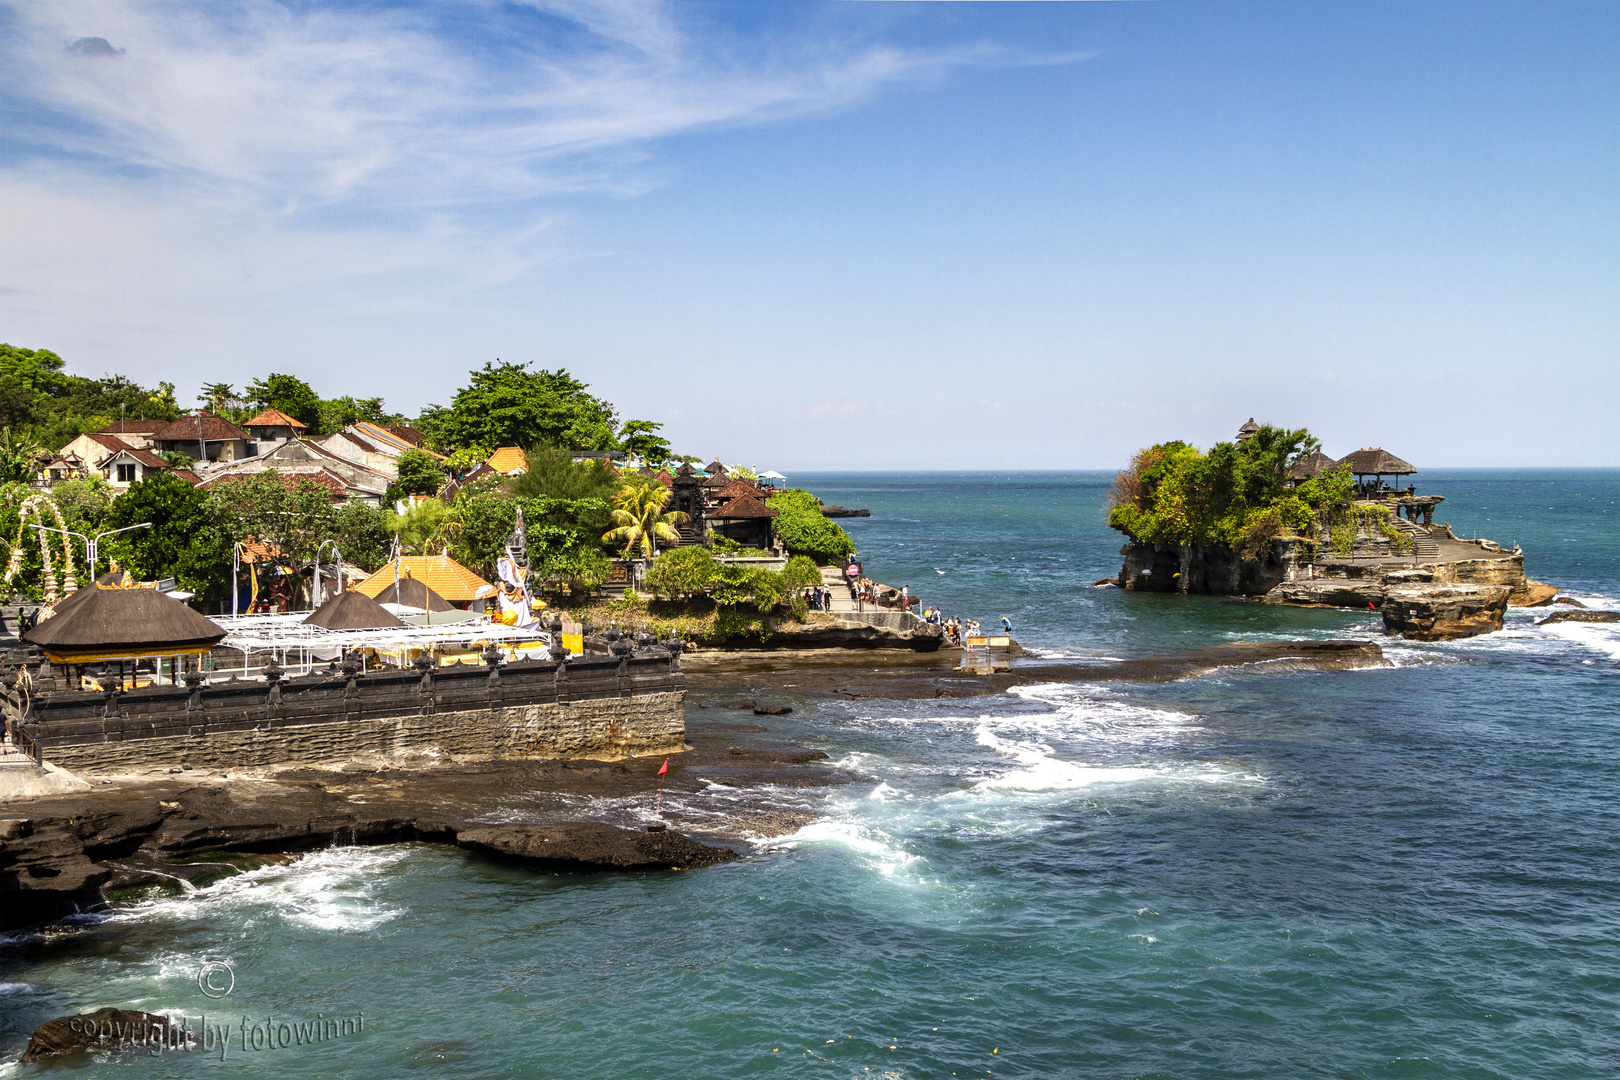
[{"xmin": 603, "ymin": 480, "xmax": 687, "ymax": 557}]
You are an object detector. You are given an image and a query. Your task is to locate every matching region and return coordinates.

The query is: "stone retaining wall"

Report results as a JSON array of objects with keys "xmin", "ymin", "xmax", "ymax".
[{"xmin": 1, "ymin": 655, "xmax": 685, "ymax": 774}]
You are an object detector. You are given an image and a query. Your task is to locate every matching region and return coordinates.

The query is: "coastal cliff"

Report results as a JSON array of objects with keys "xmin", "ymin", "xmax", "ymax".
[{"xmin": 1117, "ymin": 536, "xmax": 1313, "ymax": 595}]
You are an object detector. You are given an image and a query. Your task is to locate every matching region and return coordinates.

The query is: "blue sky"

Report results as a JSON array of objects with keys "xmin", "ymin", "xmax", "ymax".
[{"xmin": 1, "ymin": 2, "xmax": 1614, "ymax": 468}]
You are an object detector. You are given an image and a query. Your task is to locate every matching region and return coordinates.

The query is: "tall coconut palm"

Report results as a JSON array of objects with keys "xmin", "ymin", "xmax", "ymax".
[{"xmin": 603, "ymin": 480, "xmax": 687, "ymax": 557}]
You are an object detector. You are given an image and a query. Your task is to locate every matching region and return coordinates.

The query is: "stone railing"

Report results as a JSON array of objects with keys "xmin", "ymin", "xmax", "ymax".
[{"xmin": 1, "ymin": 648, "xmax": 687, "ymax": 772}]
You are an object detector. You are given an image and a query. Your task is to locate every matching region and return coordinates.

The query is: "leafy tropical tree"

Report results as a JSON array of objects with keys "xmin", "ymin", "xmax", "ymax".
[
  {"xmin": 619, "ymin": 420, "xmax": 671, "ymax": 466},
  {"xmin": 48, "ymin": 476, "xmax": 117, "ymax": 542},
  {"xmin": 245, "ymin": 374, "xmax": 321, "ymax": 429},
  {"xmin": 391, "ymin": 449, "xmax": 445, "ymax": 499},
  {"xmin": 0, "ymin": 427, "xmax": 43, "ymax": 483},
  {"xmin": 317, "ymin": 395, "xmax": 402, "ymax": 435},
  {"xmin": 103, "ymin": 473, "xmax": 230, "ymax": 594},
  {"xmin": 385, "ymin": 499, "xmax": 457, "ymax": 555},
  {"xmin": 767, "ymin": 489, "xmax": 855, "ymax": 561},
  {"xmin": 644, "ymin": 544, "xmax": 719, "ymax": 598},
  {"xmin": 603, "ymin": 480, "xmax": 687, "ymax": 557},
  {"xmin": 0, "ymin": 343, "xmax": 179, "ymax": 449},
  {"xmin": 418, "ymin": 361, "xmax": 620, "ymax": 453},
  {"xmin": 208, "ymin": 471, "xmax": 339, "ymax": 577}
]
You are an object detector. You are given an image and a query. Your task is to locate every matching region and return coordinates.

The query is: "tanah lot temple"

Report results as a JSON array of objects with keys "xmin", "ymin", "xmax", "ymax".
[
  {"xmin": 1114, "ymin": 419, "xmax": 1557, "ymax": 642},
  {"xmin": 0, "ymin": 515, "xmax": 688, "ymax": 787}
]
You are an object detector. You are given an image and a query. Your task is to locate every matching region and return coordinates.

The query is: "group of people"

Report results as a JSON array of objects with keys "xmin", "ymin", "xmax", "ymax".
[
  {"xmin": 804, "ymin": 585, "xmax": 837, "ymax": 611},
  {"xmin": 925, "ymin": 611, "xmax": 978, "ymax": 644}
]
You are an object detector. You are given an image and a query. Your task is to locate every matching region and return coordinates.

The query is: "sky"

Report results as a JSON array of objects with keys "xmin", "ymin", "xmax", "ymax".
[{"xmin": 1, "ymin": 1, "xmax": 1615, "ymax": 470}]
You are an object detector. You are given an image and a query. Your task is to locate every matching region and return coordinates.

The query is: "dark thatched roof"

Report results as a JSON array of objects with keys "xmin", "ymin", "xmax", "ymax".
[
  {"xmin": 372, "ymin": 576, "xmax": 456, "ymax": 612},
  {"xmin": 1337, "ymin": 448, "xmax": 1417, "ymax": 476},
  {"xmin": 24, "ymin": 585, "xmax": 226, "ymax": 661},
  {"xmin": 674, "ymin": 462, "xmax": 700, "ymax": 480},
  {"xmin": 704, "ymin": 460, "xmax": 728, "ymax": 477},
  {"xmin": 702, "ymin": 472, "xmax": 731, "ymax": 488},
  {"xmin": 1287, "ymin": 449, "xmax": 1339, "ymax": 481},
  {"xmin": 304, "ymin": 589, "xmax": 406, "ymax": 630},
  {"xmin": 710, "ymin": 494, "xmax": 779, "ymax": 519}
]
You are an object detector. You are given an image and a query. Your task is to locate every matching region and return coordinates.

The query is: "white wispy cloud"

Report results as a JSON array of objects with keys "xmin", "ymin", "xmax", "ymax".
[{"xmin": 0, "ymin": 0, "xmax": 1018, "ymax": 210}]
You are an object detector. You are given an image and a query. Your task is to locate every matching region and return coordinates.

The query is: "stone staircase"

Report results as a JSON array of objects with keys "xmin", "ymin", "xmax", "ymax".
[{"xmin": 1391, "ymin": 518, "xmax": 1440, "ymax": 559}]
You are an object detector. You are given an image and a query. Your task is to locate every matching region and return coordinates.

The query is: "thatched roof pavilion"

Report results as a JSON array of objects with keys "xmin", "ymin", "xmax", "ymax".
[
  {"xmin": 304, "ymin": 589, "xmax": 405, "ymax": 630},
  {"xmin": 370, "ymin": 576, "xmax": 456, "ymax": 612},
  {"xmin": 1236, "ymin": 418, "xmax": 1260, "ymax": 443},
  {"xmin": 24, "ymin": 585, "xmax": 226, "ymax": 663},
  {"xmin": 1287, "ymin": 449, "xmax": 1339, "ymax": 482},
  {"xmin": 1337, "ymin": 448, "xmax": 1417, "ymax": 478}
]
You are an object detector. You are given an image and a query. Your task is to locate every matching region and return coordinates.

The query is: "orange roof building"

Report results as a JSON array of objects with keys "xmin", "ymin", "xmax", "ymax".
[
  {"xmin": 484, "ymin": 447, "xmax": 529, "ymax": 475},
  {"xmin": 242, "ymin": 408, "xmax": 308, "ymax": 431},
  {"xmin": 354, "ymin": 556, "xmax": 495, "ymax": 606}
]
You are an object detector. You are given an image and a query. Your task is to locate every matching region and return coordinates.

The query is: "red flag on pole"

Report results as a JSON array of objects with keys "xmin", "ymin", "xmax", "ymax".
[
  {"xmin": 658, "ymin": 758, "xmax": 669, "ymax": 776},
  {"xmin": 655, "ymin": 757, "xmax": 670, "ymax": 814}
]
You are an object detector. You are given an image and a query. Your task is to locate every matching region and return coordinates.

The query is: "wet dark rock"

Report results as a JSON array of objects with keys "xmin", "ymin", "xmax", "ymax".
[
  {"xmin": 22, "ymin": 1007, "xmax": 177, "ymax": 1062},
  {"xmin": 1092, "ymin": 577, "xmax": 1121, "ymax": 587},
  {"xmin": 729, "ymin": 746, "xmax": 829, "ymax": 763},
  {"xmin": 1553, "ymin": 596, "xmax": 1587, "ymax": 608},
  {"xmin": 752, "ymin": 704, "xmax": 792, "ymax": 716},
  {"xmin": 1537, "ymin": 609, "xmax": 1619, "ymax": 626},
  {"xmin": 456, "ymin": 823, "xmax": 737, "ymax": 870}
]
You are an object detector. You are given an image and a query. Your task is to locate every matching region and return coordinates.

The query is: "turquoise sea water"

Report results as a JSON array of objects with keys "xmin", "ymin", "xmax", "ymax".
[{"xmin": 3, "ymin": 469, "xmax": 1618, "ymax": 1078}]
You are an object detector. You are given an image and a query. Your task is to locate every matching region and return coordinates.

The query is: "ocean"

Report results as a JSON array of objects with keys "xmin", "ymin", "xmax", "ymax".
[{"xmin": 3, "ymin": 469, "xmax": 1617, "ymax": 1078}]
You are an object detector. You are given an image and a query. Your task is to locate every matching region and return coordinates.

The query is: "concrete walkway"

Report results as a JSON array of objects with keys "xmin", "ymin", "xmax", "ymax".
[{"xmin": 819, "ymin": 565, "xmax": 860, "ymax": 612}]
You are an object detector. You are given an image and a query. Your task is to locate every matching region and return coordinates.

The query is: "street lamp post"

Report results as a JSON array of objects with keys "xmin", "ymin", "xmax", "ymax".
[{"xmin": 30, "ymin": 521, "xmax": 152, "ymax": 584}]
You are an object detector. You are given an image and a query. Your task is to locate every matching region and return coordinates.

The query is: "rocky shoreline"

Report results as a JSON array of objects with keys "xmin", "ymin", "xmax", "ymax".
[
  {"xmin": 0, "ymin": 716, "xmax": 845, "ymax": 933},
  {"xmin": 1, "ymin": 638, "xmax": 1388, "ymax": 935}
]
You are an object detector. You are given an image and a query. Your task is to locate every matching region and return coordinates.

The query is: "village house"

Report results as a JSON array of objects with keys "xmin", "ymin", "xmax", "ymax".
[
  {"xmin": 316, "ymin": 421, "xmax": 436, "ymax": 480},
  {"xmin": 151, "ymin": 411, "xmax": 250, "ymax": 465},
  {"xmin": 96, "ymin": 446, "xmax": 201, "ymax": 491},
  {"xmin": 197, "ymin": 438, "xmax": 391, "ymax": 504},
  {"xmin": 241, "ymin": 408, "xmax": 308, "ymax": 447},
  {"xmin": 91, "ymin": 419, "xmax": 168, "ymax": 451}
]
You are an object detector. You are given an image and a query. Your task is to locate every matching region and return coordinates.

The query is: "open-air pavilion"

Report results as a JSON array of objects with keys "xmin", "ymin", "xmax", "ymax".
[
  {"xmin": 1337, "ymin": 448, "xmax": 1418, "ymax": 498},
  {"xmin": 22, "ymin": 584, "xmax": 228, "ymax": 691}
]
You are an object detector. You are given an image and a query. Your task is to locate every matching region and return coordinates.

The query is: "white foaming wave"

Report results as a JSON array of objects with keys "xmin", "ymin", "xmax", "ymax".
[
  {"xmin": 103, "ymin": 846, "xmax": 410, "ymax": 933},
  {"xmin": 1003, "ymin": 683, "xmax": 1202, "ymax": 744},
  {"xmin": 969, "ymin": 725, "xmax": 1251, "ymax": 795},
  {"xmin": 1540, "ymin": 621, "xmax": 1620, "ymax": 662},
  {"xmin": 758, "ymin": 816, "xmax": 921, "ymax": 877}
]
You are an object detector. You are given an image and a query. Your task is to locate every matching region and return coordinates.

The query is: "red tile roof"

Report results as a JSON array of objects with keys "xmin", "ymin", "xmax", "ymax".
[
  {"xmin": 713, "ymin": 478, "xmax": 767, "ymax": 501},
  {"xmin": 94, "ymin": 421, "xmax": 167, "ymax": 436},
  {"xmin": 151, "ymin": 412, "xmax": 247, "ymax": 444},
  {"xmin": 243, "ymin": 408, "xmax": 308, "ymax": 430},
  {"xmin": 200, "ymin": 469, "xmax": 349, "ymax": 500},
  {"xmin": 386, "ymin": 425, "xmax": 428, "ymax": 446},
  {"xmin": 99, "ymin": 446, "xmax": 170, "ymax": 470},
  {"xmin": 711, "ymin": 494, "xmax": 778, "ymax": 519},
  {"xmin": 83, "ymin": 432, "xmax": 133, "ymax": 453}
]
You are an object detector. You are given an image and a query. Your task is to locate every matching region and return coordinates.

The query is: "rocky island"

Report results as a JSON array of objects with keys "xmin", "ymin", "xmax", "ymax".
[{"xmin": 1103, "ymin": 420, "xmax": 1559, "ymax": 640}]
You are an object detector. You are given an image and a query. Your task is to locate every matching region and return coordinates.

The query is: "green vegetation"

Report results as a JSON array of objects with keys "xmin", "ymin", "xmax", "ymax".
[
  {"xmin": 1108, "ymin": 425, "xmax": 1356, "ymax": 559},
  {"xmin": 390, "ymin": 449, "xmax": 445, "ymax": 499},
  {"xmin": 1, "ymin": 344, "xmax": 179, "ymax": 451},
  {"xmin": 417, "ymin": 361, "xmax": 619, "ymax": 454},
  {"xmin": 766, "ymin": 489, "xmax": 855, "ymax": 561},
  {"xmin": 605, "ymin": 550, "xmax": 824, "ymax": 642},
  {"xmin": 603, "ymin": 479, "xmax": 687, "ymax": 557},
  {"xmin": 618, "ymin": 420, "xmax": 672, "ymax": 467},
  {"xmin": 0, "ymin": 343, "xmax": 852, "ymax": 610}
]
